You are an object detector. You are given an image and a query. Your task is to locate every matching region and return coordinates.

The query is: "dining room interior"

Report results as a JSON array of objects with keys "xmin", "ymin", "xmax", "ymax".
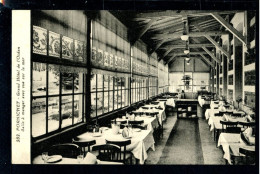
[{"xmin": 31, "ymin": 10, "xmax": 256, "ymax": 165}]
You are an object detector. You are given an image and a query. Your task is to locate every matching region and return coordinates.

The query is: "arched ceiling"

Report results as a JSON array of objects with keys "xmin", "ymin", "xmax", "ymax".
[{"xmin": 111, "ymin": 10, "xmax": 239, "ymax": 67}]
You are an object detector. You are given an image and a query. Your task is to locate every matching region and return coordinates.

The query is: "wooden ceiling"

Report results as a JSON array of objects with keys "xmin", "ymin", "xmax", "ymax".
[{"xmin": 111, "ymin": 10, "xmax": 238, "ymax": 66}]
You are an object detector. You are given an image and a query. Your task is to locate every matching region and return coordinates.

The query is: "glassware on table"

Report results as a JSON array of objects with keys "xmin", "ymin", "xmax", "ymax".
[
  {"xmin": 42, "ymin": 152, "xmax": 49, "ymax": 163},
  {"xmin": 77, "ymin": 155, "xmax": 84, "ymax": 164}
]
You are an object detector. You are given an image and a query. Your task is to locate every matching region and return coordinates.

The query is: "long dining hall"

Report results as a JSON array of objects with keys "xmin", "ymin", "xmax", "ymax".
[{"xmin": 30, "ymin": 10, "xmax": 257, "ymax": 165}]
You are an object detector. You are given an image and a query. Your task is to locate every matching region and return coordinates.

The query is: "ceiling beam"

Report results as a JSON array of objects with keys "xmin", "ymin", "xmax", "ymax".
[
  {"xmin": 193, "ymin": 23, "xmax": 230, "ymax": 59},
  {"xmin": 205, "ymin": 36, "xmax": 230, "ymax": 59},
  {"xmin": 202, "ymin": 47, "xmax": 221, "ymax": 64},
  {"xmin": 167, "ymin": 52, "xmax": 208, "ymax": 64},
  {"xmin": 159, "ymin": 48, "xmax": 174, "ymax": 61},
  {"xmin": 135, "ymin": 10, "xmax": 239, "ymax": 18},
  {"xmin": 131, "ymin": 18, "xmax": 158, "ymax": 45},
  {"xmin": 161, "ymin": 43, "xmax": 214, "ymax": 49},
  {"xmin": 167, "ymin": 54, "xmax": 177, "ymax": 64},
  {"xmin": 199, "ymin": 53, "xmax": 214, "ymax": 67},
  {"xmin": 192, "ymin": 37, "xmax": 221, "ymax": 64},
  {"xmin": 151, "ymin": 31, "xmax": 229, "ymax": 39},
  {"xmin": 150, "ymin": 18, "xmax": 182, "ymax": 30},
  {"xmin": 149, "ymin": 39, "xmax": 167, "ymax": 55},
  {"xmin": 210, "ymin": 12, "xmax": 247, "ymax": 45},
  {"xmin": 169, "ymin": 51, "xmax": 208, "ymax": 56}
]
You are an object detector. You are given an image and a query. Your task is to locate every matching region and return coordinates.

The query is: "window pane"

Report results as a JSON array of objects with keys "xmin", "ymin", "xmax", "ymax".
[
  {"xmin": 74, "ymin": 73, "xmax": 83, "ymax": 93},
  {"xmin": 32, "ymin": 98, "xmax": 46, "ymax": 137},
  {"xmin": 118, "ymin": 89, "xmax": 122, "ymax": 109},
  {"xmin": 74, "ymin": 95, "xmax": 83, "ymax": 123},
  {"xmin": 97, "ymin": 92, "xmax": 103, "ymax": 115},
  {"xmin": 62, "ymin": 73, "xmax": 73, "ymax": 94},
  {"xmin": 48, "ymin": 65, "xmax": 59, "ymax": 95},
  {"xmin": 97, "ymin": 74, "xmax": 103, "ymax": 92},
  {"xmin": 104, "ymin": 91, "xmax": 109, "ymax": 113},
  {"xmin": 114, "ymin": 89, "xmax": 118, "ymax": 110},
  {"xmin": 61, "ymin": 96, "xmax": 73, "ymax": 128},
  {"xmin": 104, "ymin": 75, "xmax": 109, "ymax": 91},
  {"xmin": 48, "ymin": 97, "xmax": 59, "ymax": 133},
  {"xmin": 122, "ymin": 90, "xmax": 125, "ymax": 107},
  {"xmin": 91, "ymin": 74, "xmax": 97, "ymax": 92},
  {"xmin": 109, "ymin": 91, "xmax": 113, "ymax": 111},
  {"xmin": 109, "ymin": 76, "xmax": 113, "ymax": 90},
  {"xmin": 125, "ymin": 89, "xmax": 129, "ymax": 106},
  {"xmin": 121, "ymin": 77, "xmax": 126, "ymax": 90},
  {"xmin": 33, "ymin": 66, "xmax": 46, "ymax": 97},
  {"xmin": 91, "ymin": 93, "xmax": 97, "ymax": 118}
]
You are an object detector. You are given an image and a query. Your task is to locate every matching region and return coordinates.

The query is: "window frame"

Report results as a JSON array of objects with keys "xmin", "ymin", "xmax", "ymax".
[{"xmin": 32, "ymin": 62, "xmax": 86, "ymax": 139}]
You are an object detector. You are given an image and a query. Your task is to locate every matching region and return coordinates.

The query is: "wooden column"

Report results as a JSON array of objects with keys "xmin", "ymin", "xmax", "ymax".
[
  {"xmin": 234, "ymin": 37, "xmax": 243, "ymax": 108},
  {"xmin": 223, "ymin": 53, "xmax": 228, "ymax": 98},
  {"xmin": 216, "ymin": 53, "xmax": 220, "ymax": 96}
]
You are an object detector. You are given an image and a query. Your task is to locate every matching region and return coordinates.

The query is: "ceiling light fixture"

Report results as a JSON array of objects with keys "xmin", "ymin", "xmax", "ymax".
[
  {"xmin": 181, "ymin": 21, "xmax": 189, "ymax": 41},
  {"xmin": 184, "ymin": 41, "xmax": 190, "ymax": 54}
]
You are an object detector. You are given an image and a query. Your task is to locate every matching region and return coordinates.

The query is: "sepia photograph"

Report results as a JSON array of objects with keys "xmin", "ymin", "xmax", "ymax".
[{"xmin": 7, "ymin": 4, "xmax": 257, "ymax": 169}]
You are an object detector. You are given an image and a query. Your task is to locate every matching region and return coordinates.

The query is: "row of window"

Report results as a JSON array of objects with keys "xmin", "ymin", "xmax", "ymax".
[
  {"xmin": 33, "ymin": 64, "xmax": 160, "ymax": 138},
  {"xmin": 32, "ymin": 63, "xmax": 85, "ymax": 138}
]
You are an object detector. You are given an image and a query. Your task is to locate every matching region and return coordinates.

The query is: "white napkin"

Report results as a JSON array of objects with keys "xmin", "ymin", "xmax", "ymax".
[
  {"xmin": 83, "ymin": 152, "xmax": 97, "ymax": 164},
  {"xmin": 244, "ymin": 127, "xmax": 253, "ymax": 137}
]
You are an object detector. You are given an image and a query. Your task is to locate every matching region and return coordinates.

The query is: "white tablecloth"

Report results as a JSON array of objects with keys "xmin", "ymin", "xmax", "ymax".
[
  {"xmin": 198, "ymin": 96, "xmax": 205, "ymax": 107},
  {"xmin": 135, "ymin": 108, "xmax": 166, "ymax": 126},
  {"xmin": 208, "ymin": 115, "xmax": 247, "ymax": 131},
  {"xmin": 217, "ymin": 133, "xmax": 255, "ymax": 164},
  {"xmin": 166, "ymin": 98, "xmax": 175, "ymax": 107},
  {"xmin": 77, "ymin": 129, "xmax": 155, "ymax": 164}
]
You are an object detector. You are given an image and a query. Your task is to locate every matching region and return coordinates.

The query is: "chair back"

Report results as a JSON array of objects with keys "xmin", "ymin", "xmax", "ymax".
[
  {"xmin": 92, "ymin": 144, "xmax": 121, "ymax": 162},
  {"xmin": 48, "ymin": 143, "xmax": 80, "ymax": 158},
  {"xmin": 220, "ymin": 120, "xmax": 238, "ymax": 132},
  {"xmin": 238, "ymin": 121, "xmax": 255, "ymax": 128},
  {"xmin": 72, "ymin": 138, "xmax": 96, "ymax": 156},
  {"xmin": 128, "ymin": 120, "xmax": 144, "ymax": 125},
  {"xmin": 151, "ymin": 101, "xmax": 159, "ymax": 105},
  {"xmin": 232, "ymin": 113, "xmax": 244, "ymax": 117},
  {"xmin": 226, "ymin": 127, "xmax": 241, "ymax": 133},
  {"xmin": 106, "ymin": 139, "xmax": 131, "ymax": 162},
  {"xmin": 239, "ymin": 147, "xmax": 255, "ymax": 165}
]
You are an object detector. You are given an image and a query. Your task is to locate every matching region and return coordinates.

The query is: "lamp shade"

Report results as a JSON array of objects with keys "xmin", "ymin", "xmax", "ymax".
[
  {"xmin": 181, "ymin": 35, "xmax": 189, "ymax": 41},
  {"xmin": 184, "ymin": 49, "xmax": 190, "ymax": 54}
]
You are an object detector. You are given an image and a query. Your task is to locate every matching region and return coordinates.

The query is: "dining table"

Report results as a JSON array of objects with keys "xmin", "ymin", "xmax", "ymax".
[
  {"xmin": 116, "ymin": 115, "xmax": 159, "ymax": 132},
  {"xmin": 76, "ymin": 128, "xmax": 155, "ymax": 165},
  {"xmin": 133, "ymin": 107, "xmax": 166, "ymax": 126},
  {"xmin": 217, "ymin": 133, "xmax": 255, "ymax": 164},
  {"xmin": 33, "ymin": 155, "xmax": 124, "ymax": 165}
]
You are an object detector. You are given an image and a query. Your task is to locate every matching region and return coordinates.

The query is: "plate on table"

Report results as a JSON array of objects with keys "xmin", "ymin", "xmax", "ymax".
[
  {"xmin": 101, "ymin": 127, "xmax": 109, "ymax": 131},
  {"xmin": 47, "ymin": 155, "xmax": 62, "ymax": 163},
  {"xmin": 92, "ymin": 133, "xmax": 102, "ymax": 137},
  {"xmin": 133, "ymin": 128, "xmax": 141, "ymax": 132}
]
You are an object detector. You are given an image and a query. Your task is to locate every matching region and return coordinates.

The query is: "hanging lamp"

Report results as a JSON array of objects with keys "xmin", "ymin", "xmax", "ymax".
[{"xmin": 180, "ymin": 21, "xmax": 189, "ymax": 41}]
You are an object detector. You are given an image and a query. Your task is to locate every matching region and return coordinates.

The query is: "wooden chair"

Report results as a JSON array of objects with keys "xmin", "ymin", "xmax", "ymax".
[
  {"xmin": 225, "ymin": 127, "xmax": 241, "ymax": 133},
  {"xmin": 239, "ymin": 147, "xmax": 255, "ymax": 165},
  {"xmin": 92, "ymin": 144, "xmax": 121, "ymax": 162},
  {"xmin": 48, "ymin": 143, "xmax": 81, "ymax": 158},
  {"xmin": 232, "ymin": 113, "xmax": 244, "ymax": 117},
  {"xmin": 128, "ymin": 120, "xmax": 144, "ymax": 125},
  {"xmin": 106, "ymin": 139, "xmax": 132, "ymax": 164},
  {"xmin": 72, "ymin": 138, "xmax": 96, "ymax": 157},
  {"xmin": 220, "ymin": 120, "xmax": 238, "ymax": 133},
  {"xmin": 151, "ymin": 101, "xmax": 159, "ymax": 105},
  {"xmin": 238, "ymin": 121, "xmax": 255, "ymax": 128}
]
